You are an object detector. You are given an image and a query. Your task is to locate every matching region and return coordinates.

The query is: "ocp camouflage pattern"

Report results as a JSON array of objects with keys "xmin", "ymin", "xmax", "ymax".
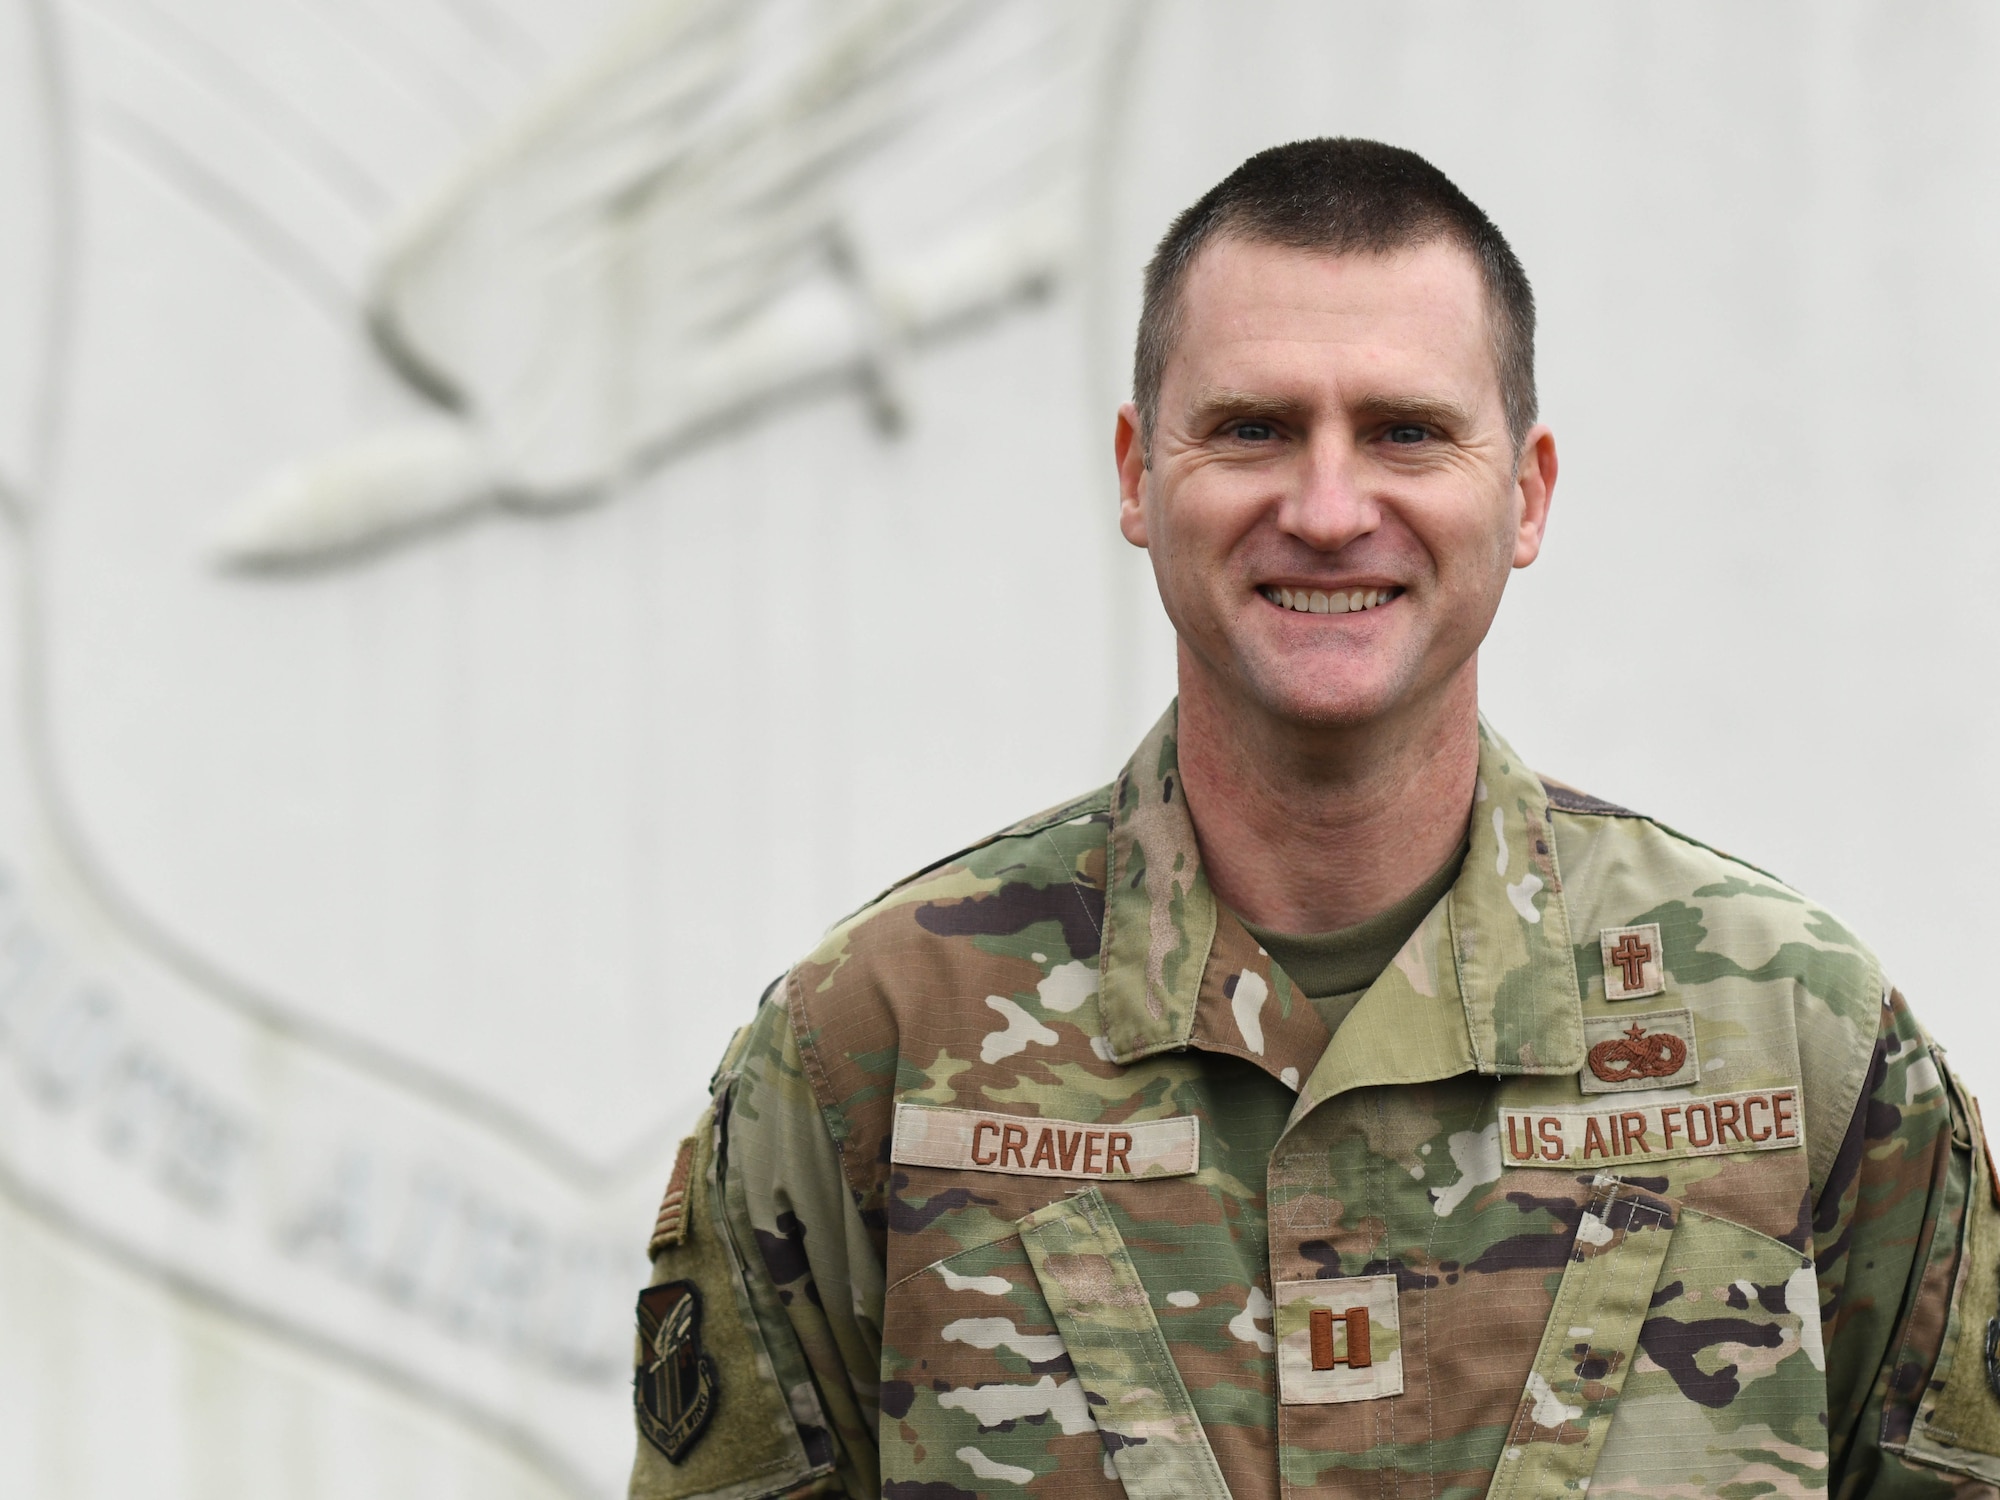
[{"xmin": 630, "ymin": 704, "xmax": 2000, "ymax": 1500}]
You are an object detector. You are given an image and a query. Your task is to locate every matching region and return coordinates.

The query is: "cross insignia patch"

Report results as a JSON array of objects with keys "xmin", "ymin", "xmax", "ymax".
[{"xmin": 1600, "ymin": 922, "xmax": 1666, "ymax": 1000}]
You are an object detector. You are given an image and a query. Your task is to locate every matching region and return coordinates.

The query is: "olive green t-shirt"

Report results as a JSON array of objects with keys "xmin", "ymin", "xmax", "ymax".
[{"xmin": 1241, "ymin": 839, "xmax": 1468, "ymax": 1034}]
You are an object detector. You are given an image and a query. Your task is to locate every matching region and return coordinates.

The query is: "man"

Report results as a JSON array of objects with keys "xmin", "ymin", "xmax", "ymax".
[{"xmin": 629, "ymin": 140, "xmax": 2000, "ymax": 1500}]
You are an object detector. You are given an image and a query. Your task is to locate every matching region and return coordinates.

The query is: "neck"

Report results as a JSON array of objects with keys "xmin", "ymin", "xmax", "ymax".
[{"xmin": 1173, "ymin": 651, "xmax": 1481, "ymax": 933}]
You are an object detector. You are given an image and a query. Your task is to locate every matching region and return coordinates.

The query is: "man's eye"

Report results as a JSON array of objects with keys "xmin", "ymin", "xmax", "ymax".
[
  {"xmin": 1232, "ymin": 421, "xmax": 1276, "ymax": 442},
  {"xmin": 1385, "ymin": 424, "xmax": 1428, "ymax": 445}
]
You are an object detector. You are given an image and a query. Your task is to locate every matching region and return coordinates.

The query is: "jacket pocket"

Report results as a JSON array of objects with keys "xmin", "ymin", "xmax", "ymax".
[
  {"xmin": 1487, "ymin": 1173, "xmax": 1679, "ymax": 1500},
  {"xmin": 1018, "ymin": 1188, "xmax": 1233, "ymax": 1500},
  {"xmin": 880, "ymin": 1225, "xmax": 1119, "ymax": 1497},
  {"xmin": 1592, "ymin": 1204, "xmax": 1823, "ymax": 1497}
]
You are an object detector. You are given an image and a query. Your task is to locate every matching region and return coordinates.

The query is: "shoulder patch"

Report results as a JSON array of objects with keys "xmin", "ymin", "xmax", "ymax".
[
  {"xmin": 647, "ymin": 1135, "xmax": 697, "ymax": 1257},
  {"xmin": 1540, "ymin": 777, "xmax": 1642, "ymax": 819},
  {"xmin": 634, "ymin": 1280, "xmax": 719, "ymax": 1463},
  {"xmin": 629, "ymin": 1103, "xmax": 834, "ymax": 1500}
]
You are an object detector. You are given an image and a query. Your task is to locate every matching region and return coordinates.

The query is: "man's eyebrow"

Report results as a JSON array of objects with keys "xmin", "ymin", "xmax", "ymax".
[
  {"xmin": 1182, "ymin": 388, "xmax": 1309, "ymax": 426},
  {"xmin": 1181, "ymin": 388, "xmax": 1480, "ymax": 433},
  {"xmin": 1347, "ymin": 394, "xmax": 1477, "ymax": 432}
]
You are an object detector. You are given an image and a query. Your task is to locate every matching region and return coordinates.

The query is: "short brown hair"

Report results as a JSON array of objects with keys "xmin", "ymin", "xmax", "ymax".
[{"xmin": 1134, "ymin": 138, "xmax": 1536, "ymax": 456}]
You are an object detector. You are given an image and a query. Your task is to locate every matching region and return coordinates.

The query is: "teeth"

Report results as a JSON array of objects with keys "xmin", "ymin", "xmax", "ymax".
[{"xmin": 1264, "ymin": 586, "xmax": 1400, "ymax": 615}]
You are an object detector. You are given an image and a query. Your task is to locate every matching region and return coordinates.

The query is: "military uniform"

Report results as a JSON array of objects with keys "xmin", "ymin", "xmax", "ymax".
[{"xmin": 630, "ymin": 706, "xmax": 2000, "ymax": 1500}]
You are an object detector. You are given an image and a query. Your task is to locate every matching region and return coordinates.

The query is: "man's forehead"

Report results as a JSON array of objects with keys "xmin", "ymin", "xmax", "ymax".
[
  {"xmin": 1180, "ymin": 235, "xmax": 1488, "ymax": 333},
  {"xmin": 1167, "ymin": 236, "xmax": 1498, "ymax": 399}
]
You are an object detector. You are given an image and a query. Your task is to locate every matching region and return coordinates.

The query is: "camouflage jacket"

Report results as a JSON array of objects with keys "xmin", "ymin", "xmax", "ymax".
[{"xmin": 630, "ymin": 706, "xmax": 2000, "ymax": 1500}]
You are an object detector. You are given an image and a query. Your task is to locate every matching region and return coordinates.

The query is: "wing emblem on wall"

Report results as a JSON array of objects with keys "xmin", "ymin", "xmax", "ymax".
[{"xmin": 214, "ymin": 0, "xmax": 1107, "ymax": 566}]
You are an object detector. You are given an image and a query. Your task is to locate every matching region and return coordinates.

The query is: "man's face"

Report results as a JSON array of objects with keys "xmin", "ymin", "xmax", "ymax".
[{"xmin": 1116, "ymin": 237, "xmax": 1556, "ymax": 734}]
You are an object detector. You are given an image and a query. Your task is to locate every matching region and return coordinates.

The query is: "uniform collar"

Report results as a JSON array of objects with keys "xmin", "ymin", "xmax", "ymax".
[{"xmin": 1097, "ymin": 702, "xmax": 1584, "ymax": 1101}]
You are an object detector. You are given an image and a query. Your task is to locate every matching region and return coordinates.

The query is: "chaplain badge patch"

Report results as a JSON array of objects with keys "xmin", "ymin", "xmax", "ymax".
[{"xmin": 634, "ymin": 1280, "xmax": 718, "ymax": 1464}]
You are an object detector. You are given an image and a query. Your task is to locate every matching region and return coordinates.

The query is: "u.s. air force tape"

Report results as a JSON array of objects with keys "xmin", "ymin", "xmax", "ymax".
[
  {"xmin": 891, "ymin": 1102, "xmax": 1199, "ymax": 1180},
  {"xmin": 1502, "ymin": 1087, "xmax": 1800, "ymax": 1169}
]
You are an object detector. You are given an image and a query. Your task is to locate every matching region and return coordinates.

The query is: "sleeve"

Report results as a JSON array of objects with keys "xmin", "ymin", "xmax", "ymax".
[
  {"xmin": 628, "ymin": 983, "xmax": 882, "ymax": 1500},
  {"xmin": 1818, "ymin": 986, "xmax": 2000, "ymax": 1500}
]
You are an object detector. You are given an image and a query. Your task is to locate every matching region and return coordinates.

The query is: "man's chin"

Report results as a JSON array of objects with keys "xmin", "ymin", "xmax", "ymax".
[
  {"xmin": 1241, "ymin": 672, "xmax": 1408, "ymax": 732},
  {"xmin": 1181, "ymin": 634, "xmax": 1454, "ymax": 736}
]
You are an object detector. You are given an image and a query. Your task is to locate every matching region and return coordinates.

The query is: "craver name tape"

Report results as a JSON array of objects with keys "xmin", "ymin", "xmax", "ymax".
[{"xmin": 891, "ymin": 1103, "xmax": 1198, "ymax": 1180}]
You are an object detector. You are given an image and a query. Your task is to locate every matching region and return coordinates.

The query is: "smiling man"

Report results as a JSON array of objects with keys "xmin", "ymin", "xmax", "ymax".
[{"xmin": 630, "ymin": 140, "xmax": 2000, "ymax": 1500}]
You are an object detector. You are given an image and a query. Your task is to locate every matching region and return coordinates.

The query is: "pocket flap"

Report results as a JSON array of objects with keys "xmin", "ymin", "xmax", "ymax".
[
  {"xmin": 1487, "ymin": 1174, "xmax": 1678, "ymax": 1500},
  {"xmin": 1018, "ymin": 1189, "xmax": 1233, "ymax": 1500}
]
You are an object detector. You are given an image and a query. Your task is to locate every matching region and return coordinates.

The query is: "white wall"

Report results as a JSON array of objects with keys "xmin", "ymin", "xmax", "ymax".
[{"xmin": 0, "ymin": 2, "xmax": 1992, "ymax": 1495}]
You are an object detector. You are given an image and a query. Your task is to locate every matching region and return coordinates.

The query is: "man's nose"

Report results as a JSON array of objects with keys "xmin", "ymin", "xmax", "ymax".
[{"xmin": 1275, "ymin": 432, "xmax": 1378, "ymax": 553}]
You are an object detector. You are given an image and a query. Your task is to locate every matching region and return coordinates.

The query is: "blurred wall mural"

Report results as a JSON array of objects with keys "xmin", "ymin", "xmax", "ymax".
[
  {"xmin": 5, "ymin": 2, "xmax": 2000, "ymax": 1498},
  {"xmin": 0, "ymin": 1, "xmax": 1132, "ymax": 1493},
  {"xmin": 219, "ymin": 0, "xmax": 1117, "ymax": 562}
]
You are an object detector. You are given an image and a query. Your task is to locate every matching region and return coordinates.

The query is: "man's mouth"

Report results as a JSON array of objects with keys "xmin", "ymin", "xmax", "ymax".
[{"xmin": 1257, "ymin": 585, "xmax": 1403, "ymax": 615}]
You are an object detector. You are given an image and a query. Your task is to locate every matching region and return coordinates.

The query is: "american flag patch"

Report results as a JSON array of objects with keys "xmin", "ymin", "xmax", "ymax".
[{"xmin": 648, "ymin": 1135, "xmax": 697, "ymax": 1256}]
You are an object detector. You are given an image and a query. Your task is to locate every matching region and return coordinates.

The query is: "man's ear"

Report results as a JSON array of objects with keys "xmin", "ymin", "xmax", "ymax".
[
  {"xmin": 1510, "ymin": 423, "xmax": 1558, "ymax": 569},
  {"xmin": 1115, "ymin": 402, "xmax": 1150, "ymax": 548}
]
